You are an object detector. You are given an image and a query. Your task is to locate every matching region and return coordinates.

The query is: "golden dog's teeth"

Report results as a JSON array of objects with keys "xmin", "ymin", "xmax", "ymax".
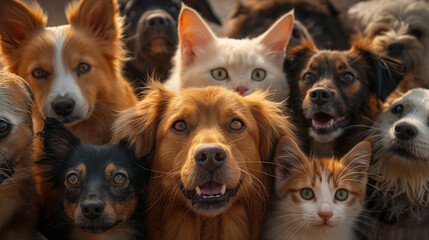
[
  {"xmin": 221, "ymin": 184, "xmax": 226, "ymax": 195},
  {"xmin": 196, "ymin": 186, "xmax": 202, "ymax": 196}
]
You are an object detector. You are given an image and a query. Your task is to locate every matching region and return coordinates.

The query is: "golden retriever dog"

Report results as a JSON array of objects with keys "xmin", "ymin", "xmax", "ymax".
[
  {"xmin": 0, "ymin": 72, "xmax": 42, "ymax": 239},
  {"xmin": 111, "ymin": 82, "xmax": 293, "ymax": 240}
]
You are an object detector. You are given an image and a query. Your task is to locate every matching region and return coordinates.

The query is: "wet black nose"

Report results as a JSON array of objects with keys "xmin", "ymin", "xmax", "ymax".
[
  {"xmin": 145, "ymin": 13, "xmax": 170, "ymax": 28},
  {"xmin": 310, "ymin": 87, "xmax": 332, "ymax": 104},
  {"xmin": 395, "ymin": 123, "xmax": 418, "ymax": 140},
  {"xmin": 81, "ymin": 200, "xmax": 105, "ymax": 220},
  {"xmin": 387, "ymin": 41, "xmax": 405, "ymax": 55},
  {"xmin": 52, "ymin": 97, "xmax": 75, "ymax": 117},
  {"xmin": 194, "ymin": 144, "xmax": 227, "ymax": 170}
]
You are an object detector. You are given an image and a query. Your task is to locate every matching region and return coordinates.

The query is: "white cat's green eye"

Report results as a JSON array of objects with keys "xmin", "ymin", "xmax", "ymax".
[
  {"xmin": 251, "ymin": 68, "xmax": 266, "ymax": 81},
  {"xmin": 335, "ymin": 189, "xmax": 349, "ymax": 201},
  {"xmin": 300, "ymin": 188, "xmax": 314, "ymax": 200},
  {"xmin": 211, "ymin": 68, "xmax": 228, "ymax": 81}
]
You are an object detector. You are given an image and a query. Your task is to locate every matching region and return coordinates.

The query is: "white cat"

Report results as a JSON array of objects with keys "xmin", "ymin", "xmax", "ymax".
[{"xmin": 163, "ymin": 5, "xmax": 293, "ymax": 102}]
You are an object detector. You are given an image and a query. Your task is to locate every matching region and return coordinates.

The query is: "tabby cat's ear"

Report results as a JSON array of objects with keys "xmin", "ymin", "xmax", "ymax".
[
  {"xmin": 340, "ymin": 139, "xmax": 371, "ymax": 181},
  {"xmin": 274, "ymin": 135, "xmax": 307, "ymax": 180}
]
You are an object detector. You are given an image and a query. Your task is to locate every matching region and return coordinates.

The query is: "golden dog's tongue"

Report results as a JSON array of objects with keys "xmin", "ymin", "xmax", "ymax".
[{"xmin": 200, "ymin": 181, "xmax": 223, "ymax": 195}]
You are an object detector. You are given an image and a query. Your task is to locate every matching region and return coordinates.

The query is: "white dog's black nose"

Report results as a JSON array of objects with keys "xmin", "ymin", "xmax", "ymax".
[
  {"xmin": 52, "ymin": 97, "xmax": 75, "ymax": 117},
  {"xmin": 387, "ymin": 41, "xmax": 405, "ymax": 56},
  {"xmin": 395, "ymin": 123, "xmax": 418, "ymax": 140}
]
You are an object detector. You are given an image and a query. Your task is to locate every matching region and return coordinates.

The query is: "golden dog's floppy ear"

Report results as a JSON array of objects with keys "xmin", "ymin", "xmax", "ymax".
[
  {"xmin": 245, "ymin": 91, "xmax": 295, "ymax": 164},
  {"xmin": 111, "ymin": 81, "xmax": 173, "ymax": 158}
]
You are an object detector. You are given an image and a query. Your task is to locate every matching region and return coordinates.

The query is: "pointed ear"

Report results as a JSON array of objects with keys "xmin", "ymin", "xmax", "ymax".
[
  {"xmin": 111, "ymin": 81, "xmax": 174, "ymax": 158},
  {"xmin": 178, "ymin": 5, "xmax": 216, "ymax": 65},
  {"xmin": 340, "ymin": 139, "xmax": 371, "ymax": 181},
  {"xmin": 41, "ymin": 118, "xmax": 80, "ymax": 160},
  {"xmin": 182, "ymin": 0, "xmax": 221, "ymax": 25},
  {"xmin": 284, "ymin": 41, "xmax": 317, "ymax": 84},
  {"xmin": 67, "ymin": 0, "xmax": 120, "ymax": 42},
  {"xmin": 274, "ymin": 135, "xmax": 307, "ymax": 180},
  {"xmin": 257, "ymin": 10, "xmax": 294, "ymax": 55},
  {"xmin": 0, "ymin": 0, "xmax": 46, "ymax": 55}
]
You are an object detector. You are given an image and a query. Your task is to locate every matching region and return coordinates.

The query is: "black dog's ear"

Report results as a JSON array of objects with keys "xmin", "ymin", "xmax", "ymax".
[
  {"xmin": 182, "ymin": 0, "xmax": 221, "ymax": 25},
  {"xmin": 284, "ymin": 41, "xmax": 317, "ymax": 79}
]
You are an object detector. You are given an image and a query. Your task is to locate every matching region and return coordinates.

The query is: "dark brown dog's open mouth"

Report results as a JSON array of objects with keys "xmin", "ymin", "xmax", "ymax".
[
  {"xmin": 310, "ymin": 112, "xmax": 351, "ymax": 132},
  {"xmin": 180, "ymin": 180, "xmax": 241, "ymax": 212},
  {"xmin": 78, "ymin": 219, "xmax": 121, "ymax": 234}
]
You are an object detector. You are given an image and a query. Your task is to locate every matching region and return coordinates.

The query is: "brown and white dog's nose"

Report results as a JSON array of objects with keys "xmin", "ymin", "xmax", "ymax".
[
  {"xmin": 52, "ymin": 97, "xmax": 75, "ymax": 117},
  {"xmin": 81, "ymin": 200, "xmax": 105, "ymax": 220},
  {"xmin": 145, "ymin": 13, "xmax": 170, "ymax": 28},
  {"xmin": 395, "ymin": 123, "xmax": 418, "ymax": 140},
  {"xmin": 194, "ymin": 144, "xmax": 227, "ymax": 170},
  {"xmin": 310, "ymin": 87, "xmax": 332, "ymax": 105}
]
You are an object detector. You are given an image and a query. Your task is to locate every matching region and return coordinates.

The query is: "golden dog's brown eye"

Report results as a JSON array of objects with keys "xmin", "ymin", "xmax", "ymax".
[
  {"xmin": 67, "ymin": 173, "xmax": 79, "ymax": 186},
  {"xmin": 302, "ymin": 72, "xmax": 315, "ymax": 83},
  {"xmin": 32, "ymin": 68, "xmax": 49, "ymax": 79},
  {"xmin": 0, "ymin": 120, "xmax": 10, "ymax": 138},
  {"xmin": 76, "ymin": 62, "xmax": 91, "ymax": 76},
  {"xmin": 172, "ymin": 120, "xmax": 188, "ymax": 133},
  {"xmin": 392, "ymin": 104, "xmax": 404, "ymax": 115},
  {"xmin": 230, "ymin": 119, "xmax": 245, "ymax": 132},
  {"xmin": 341, "ymin": 72, "xmax": 355, "ymax": 83},
  {"xmin": 113, "ymin": 173, "xmax": 127, "ymax": 185}
]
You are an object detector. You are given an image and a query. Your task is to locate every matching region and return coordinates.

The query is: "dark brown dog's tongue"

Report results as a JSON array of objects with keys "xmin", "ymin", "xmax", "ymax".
[
  {"xmin": 313, "ymin": 113, "xmax": 334, "ymax": 127},
  {"xmin": 200, "ymin": 181, "xmax": 222, "ymax": 195}
]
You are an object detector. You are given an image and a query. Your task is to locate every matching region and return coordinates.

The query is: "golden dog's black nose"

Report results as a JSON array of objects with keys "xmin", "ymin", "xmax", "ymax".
[
  {"xmin": 310, "ymin": 87, "xmax": 332, "ymax": 105},
  {"xmin": 395, "ymin": 123, "xmax": 418, "ymax": 140},
  {"xmin": 195, "ymin": 144, "xmax": 227, "ymax": 170}
]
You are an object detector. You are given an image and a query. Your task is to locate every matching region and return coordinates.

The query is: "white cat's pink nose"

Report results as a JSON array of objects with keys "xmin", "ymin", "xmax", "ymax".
[
  {"xmin": 318, "ymin": 211, "xmax": 333, "ymax": 222},
  {"xmin": 235, "ymin": 86, "xmax": 249, "ymax": 95}
]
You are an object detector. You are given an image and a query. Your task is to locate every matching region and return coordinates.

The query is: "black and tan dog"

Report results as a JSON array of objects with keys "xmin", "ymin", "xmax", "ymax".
[
  {"xmin": 119, "ymin": 0, "xmax": 220, "ymax": 92},
  {"xmin": 0, "ymin": 72, "xmax": 42, "ymax": 239},
  {"xmin": 38, "ymin": 118, "xmax": 149, "ymax": 240},
  {"xmin": 285, "ymin": 41, "xmax": 404, "ymax": 157}
]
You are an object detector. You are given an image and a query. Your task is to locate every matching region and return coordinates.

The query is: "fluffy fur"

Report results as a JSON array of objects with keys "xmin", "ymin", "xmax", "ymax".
[
  {"xmin": 262, "ymin": 136, "xmax": 371, "ymax": 240},
  {"xmin": 284, "ymin": 40, "xmax": 404, "ymax": 157},
  {"xmin": 366, "ymin": 88, "xmax": 429, "ymax": 239},
  {"xmin": 0, "ymin": 0, "xmax": 138, "ymax": 213},
  {"xmin": 348, "ymin": 0, "xmax": 429, "ymax": 90},
  {"xmin": 0, "ymin": 72, "xmax": 42, "ymax": 239},
  {"xmin": 111, "ymin": 82, "xmax": 293, "ymax": 240},
  {"xmin": 163, "ymin": 5, "xmax": 293, "ymax": 102}
]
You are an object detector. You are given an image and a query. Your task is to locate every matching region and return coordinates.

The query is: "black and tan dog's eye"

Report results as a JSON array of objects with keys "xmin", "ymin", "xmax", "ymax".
[
  {"xmin": 230, "ymin": 119, "xmax": 245, "ymax": 132},
  {"xmin": 340, "ymin": 72, "xmax": 355, "ymax": 83},
  {"xmin": 67, "ymin": 173, "xmax": 79, "ymax": 186},
  {"xmin": 391, "ymin": 104, "xmax": 404, "ymax": 115},
  {"xmin": 302, "ymin": 72, "xmax": 315, "ymax": 83},
  {"xmin": 113, "ymin": 173, "xmax": 127, "ymax": 186},
  {"xmin": 0, "ymin": 120, "xmax": 10, "ymax": 137},
  {"xmin": 172, "ymin": 120, "xmax": 188, "ymax": 133}
]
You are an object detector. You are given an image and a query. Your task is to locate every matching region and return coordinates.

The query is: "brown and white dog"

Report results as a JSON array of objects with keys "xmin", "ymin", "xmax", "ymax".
[
  {"xmin": 0, "ymin": 72, "xmax": 42, "ymax": 239},
  {"xmin": 0, "ymin": 0, "xmax": 137, "ymax": 214},
  {"xmin": 284, "ymin": 41, "xmax": 404, "ymax": 158},
  {"xmin": 111, "ymin": 82, "xmax": 293, "ymax": 240},
  {"xmin": 367, "ymin": 88, "xmax": 429, "ymax": 240},
  {"xmin": 348, "ymin": 0, "xmax": 429, "ymax": 90}
]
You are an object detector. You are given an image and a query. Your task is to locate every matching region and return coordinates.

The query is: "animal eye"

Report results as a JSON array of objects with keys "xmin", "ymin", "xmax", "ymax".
[
  {"xmin": 167, "ymin": 3, "xmax": 178, "ymax": 12},
  {"xmin": 32, "ymin": 68, "xmax": 49, "ymax": 79},
  {"xmin": 211, "ymin": 68, "xmax": 228, "ymax": 81},
  {"xmin": 172, "ymin": 120, "xmax": 188, "ymax": 133},
  {"xmin": 251, "ymin": 68, "xmax": 266, "ymax": 81},
  {"xmin": 229, "ymin": 119, "xmax": 245, "ymax": 132},
  {"xmin": 76, "ymin": 62, "xmax": 91, "ymax": 76},
  {"xmin": 335, "ymin": 189, "xmax": 349, "ymax": 201},
  {"xmin": 391, "ymin": 104, "xmax": 404, "ymax": 115},
  {"xmin": 302, "ymin": 72, "xmax": 315, "ymax": 83},
  {"xmin": 410, "ymin": 29, "xmax": 422, "ymax": 39},
  {"xmin": 0, "ymin": 120, "xmax": 10, "ymax": 138},
  {"xmin": 375, "ymin": 29, "xmax": 386, "ymax": 36},
  {"xmin": 113, "ymin": 173, "xmax": 127, "ymax": 186},
  {"xmin": 300, "ymin": 188, "xmax": 314, "ymax": 200},
  {"xmin": 340, "ymin": 72, "xmax": 355, "ymax": 83},
  {"xmin": 67, "ymin": 173, "xmax": 79, "ymax": 186}
]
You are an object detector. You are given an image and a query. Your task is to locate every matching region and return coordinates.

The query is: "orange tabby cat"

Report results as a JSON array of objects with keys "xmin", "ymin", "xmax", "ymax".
[{"xmin": 262, "ymin": 136, "xmax": 371, "ymax": 240}]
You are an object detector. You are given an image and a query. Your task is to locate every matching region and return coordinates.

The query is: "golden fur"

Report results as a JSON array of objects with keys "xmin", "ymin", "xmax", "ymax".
[{"xmin": 111, "ymin": 82, "xmax": 293, "ymax": 240}]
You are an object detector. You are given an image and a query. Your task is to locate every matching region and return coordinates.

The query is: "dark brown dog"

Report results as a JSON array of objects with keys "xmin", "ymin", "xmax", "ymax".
[
  {"xmin": 284, "ymin": 41, "xmax": 404, "ymax": 158},
  {"xmin": 225, "ymin": 0, "xmax": 351, "ymax": 50}
]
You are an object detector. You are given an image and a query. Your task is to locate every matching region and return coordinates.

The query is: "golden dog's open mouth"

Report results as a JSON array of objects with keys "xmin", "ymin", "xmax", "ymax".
[{"xmin": 179, "ymin": 180, "xmax": 242, "ymax": 213}]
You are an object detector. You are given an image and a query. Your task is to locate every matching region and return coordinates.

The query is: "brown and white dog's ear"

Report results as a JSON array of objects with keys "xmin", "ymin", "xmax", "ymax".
[
  {"xmin": 0, "ymin": 0, "xmax": 46, "ymax": 56},
  {"xmin": 111, "ymin": 82, "xmax": 173, "ymax": 158},
  {"xmin": 340, "ymin": 139, "xmax": 371, "ymax": 181},
  {"xmin": 67, "ymin": 0, "xmax": 120, "ymax": 42}
]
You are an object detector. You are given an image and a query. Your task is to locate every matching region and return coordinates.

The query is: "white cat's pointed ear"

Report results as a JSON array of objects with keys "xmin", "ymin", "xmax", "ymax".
[
  {"xmin": 178, "ymin": 4, "xmax": 216, "ymax": 64},
  {"xmin": 274, "ymin": 135, "xmax": 307, "ymax": 180},
  {"xmin": 257, "ymin": 10, "xmax": 294, "ymax": 54},
  {"xmin": 340, "ymin": 139, "xmax": 371, "ymax": 181}
]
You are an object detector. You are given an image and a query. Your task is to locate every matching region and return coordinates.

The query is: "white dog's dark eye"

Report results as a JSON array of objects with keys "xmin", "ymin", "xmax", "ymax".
[
  {"xmin": 392, "ymin": 104, "xmax": 404, "ymax": 114},
  {"xmin": 251, "ymin": 68, "xmax": 266, "ymax": 81},
  {"xmin": 375, "ymin": 29, "xmax": 386, "ymax": 36},
  {"xmin": 410, "ymin": 29, "xmax": 422, "ymax": 39},
  {"xmin": 302, "ymin": 72, "xmax": 316, "ymax": 83},
  {"xmin": 211, "ymin": 68, "xmax": 228, "ymax": 81}
]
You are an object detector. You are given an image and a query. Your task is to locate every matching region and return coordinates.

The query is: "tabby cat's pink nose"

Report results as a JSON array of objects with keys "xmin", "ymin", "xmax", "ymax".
[{"xmin": 235, "ymin": 86, "xmax": 249, "ymax": 95}]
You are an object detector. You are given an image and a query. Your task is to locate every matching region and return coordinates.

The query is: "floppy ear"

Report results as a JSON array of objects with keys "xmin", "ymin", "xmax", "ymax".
[
  {"xmin": 288, "ymin": 20, "xmax": 315, "ymax": 50},
  {"xmin": 284, "ymin": 41, "xmax": 317, "ymax": 85},
  {"xmin": 178, "ymin": 5, "xmax": 216, "ymax": 65},
  {"xmin": 340, "ymin": 139, "xmax": 371, "ymax": 181},
  {"xmin": 182, "ymin": 0, "xmax": 221, "ymax": 25},
  {"xmin": 67, "ymin": 0, "xmax": 120, "ymax": 42},
  {"xmin": 111, "ymin": 81, "xmax": 173, "ymax": 158},
  {"xmin": 274, "ymin": 135, "xmax": 308, "ymax": 180},
  {"xmin": 0, "ymin": 0, "xmax": 46, "ymax": 56},
  {"xmin": 257, "ymin": 10, "xmax": 294, "ymax": 57}
]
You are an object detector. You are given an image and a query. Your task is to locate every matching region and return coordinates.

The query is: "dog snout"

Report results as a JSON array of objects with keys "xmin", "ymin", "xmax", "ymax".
[
  {"xmin": 81, "ymin": 200, "xmax": 105, "ymax": 220},
  {"xmin": 145, "ymin": 12, "xmax": 171, "ymax": 28},
  {"xmin": 387, "ymin": 41, "xmax": 405, "ymax": 57},
  {"xmin": 310, "ymin": 87, "xmax": 332, "ymax": 105},
  {"xmin": 194, "ymin": 144, "xmax": 227, "ymax": 170},
  {"xmin": 52, "ymin": 97, "xmax": 75, "ymax": 117},
  {"xmin": 395, "ymin": 122, "xmax": 418, "ymax": 140}
]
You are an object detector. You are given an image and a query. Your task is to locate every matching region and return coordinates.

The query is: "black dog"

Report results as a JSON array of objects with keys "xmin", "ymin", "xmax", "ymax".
[
  {"xmin": 38, "ymin": 118, "xmax": 150, "ymax": 240},
  {"xmin": 119, "ymin": 0, "xmax": 221, "ymax": 93}
]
